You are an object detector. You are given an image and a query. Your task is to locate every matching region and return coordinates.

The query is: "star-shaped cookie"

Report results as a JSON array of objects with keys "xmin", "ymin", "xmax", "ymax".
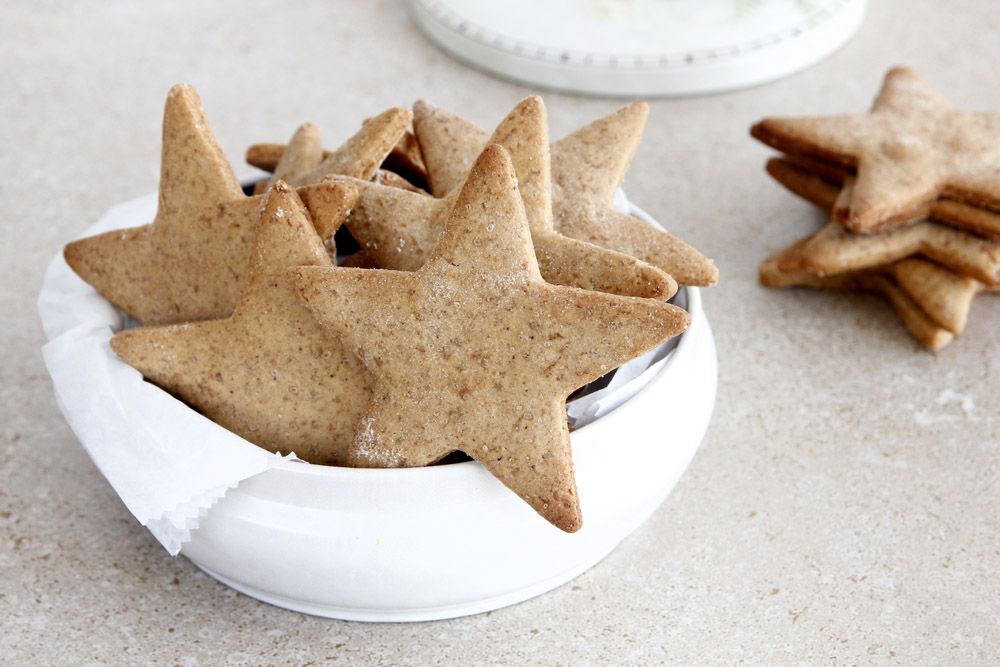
[
  {"xmin": 765, "ymin": 158, "xmax": 1000, "ymax": 284},
  {"xmin": 413, "ymin": 99, "xmax": 718, "ymax": 286},
  {"xmin": 767, "ymin": 153, "xmax": 1000, "ymax": 240},
  {"xmin": 293, "ymin": 145, "xmax": 690, "ymax": 531},
  {"xmin": 64, "ymin": 84, "xmax": 372, "ymax": 325},
  {"xmin": 246, "ymin": 128, "xmax": 427, "ymax": 190},
  {"xmin": 251, "ymin": 107, "xmax": 411, "ymax": 193},
  {"xmin": 760, "ymin": 239, "xmax": 955, "ymax": 350},
  {"xmin": 111, "ymin": 181, "xmax": 370, "ymax": 465},
  {"xmin": 751, "ymin": 66, "xmax": 1000, "ymax": 233},
  {"xmin": 336, "ymin": 96, "xmax": 677, "ymax": 299}
]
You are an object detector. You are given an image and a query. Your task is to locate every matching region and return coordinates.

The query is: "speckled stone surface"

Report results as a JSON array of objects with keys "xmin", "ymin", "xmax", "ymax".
[{"xmin": 2, "ymin": 1, "xmax": 999, "ymax": 664}]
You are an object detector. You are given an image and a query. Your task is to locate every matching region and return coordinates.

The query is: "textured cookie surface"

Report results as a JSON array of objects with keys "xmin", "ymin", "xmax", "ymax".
[
  {"xmin": 765, "ymin": 158, "xmax": 1000, "ymax": 284},
  {"xmin": 413, "ymin": 99, "xmax": 718, "ymax": 286},
  {"xmin": 252, "ymin": 108, "xmax": 411, "ymax": 193},
  {"xmin": 760, "ymin": 239, "xmax": 954, "ymax": 350},
  {"xmin": 341, "ymin": 97, "xmax": 677, "ymax": 299},
  {"xmin": 63, "ymin": 84, "xmax": 358, "ymax": 325},
  {"xmin": 752, "ymin": 67, "xmax": 1000, "ymax": 232},
  {"xmin": 293, "ymin": 145, "xmax": 690, "ymax": 531},
  {"xmin": 111, "ymin": 182, "xmax": 369, "ymax": 465}
]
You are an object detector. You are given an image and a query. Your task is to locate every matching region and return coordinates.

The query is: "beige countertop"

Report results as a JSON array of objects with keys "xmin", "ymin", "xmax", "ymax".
[{"xmin": 3, "ymin": 1, "xmax": 999, "ymax": 664}]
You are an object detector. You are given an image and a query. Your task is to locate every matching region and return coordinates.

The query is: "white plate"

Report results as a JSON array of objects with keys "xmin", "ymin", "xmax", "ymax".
[
  {"xmin": 40, "ymin": 194, "xmax": 717, "ymax": 621},
  {"xmin": 410, "ymin": 0, "xmax": 867, "ymax": 97}
]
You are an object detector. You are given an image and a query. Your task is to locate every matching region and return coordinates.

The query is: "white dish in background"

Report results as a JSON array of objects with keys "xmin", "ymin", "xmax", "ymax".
[
  {"xmin": 410, "ymin": 0, "xmax": 867, "ymax": 97},
  {"xmin": 39, "ymin": 193, "xmax": 717, "ymax": 622}
]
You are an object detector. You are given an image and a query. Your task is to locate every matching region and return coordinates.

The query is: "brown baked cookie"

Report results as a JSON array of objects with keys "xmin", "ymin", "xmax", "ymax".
[
  {"xmin": 799, "ymin": 217, "xmax": 1000, "ymax": 286},
  {"xmin": 245, "ymin": 142, "xmax": 292, "ymax": 172},
  {"xmin": 339, "ymin": 97, "xmax": 678, "ymax": 299},
  {"xmin": 752, "ymin": 67, "xmax": 1000, "ymax": 233},
  {"xmin": 252, "ymin": 122, "xmax": 324, "ymax": 194},
  {"xmin": 292, "ymin": 145, "xmax": 690, "ymax": 531},
  {"xmin": 768, "ymin": 155, "xmax": 1000, "ymax": 239},
  {"xmin": 413, "ymin": 99, "xmax": 718, "ymax": 287},
  {"xmin": 111, "ymin": 181, "xmax": 370, "ymax": 465},
  {"xmin": 412, "ymin": 99, "xmax": 489, "ymax": 196},
  {"xmin": 248, "ymin": 129, "xmax": 427, "ymax": 192},
  {"xmin": 760, "ymin": 239, "xmax": 954, "ymax": 351},
  {"xmin": 765, "ymin": 158, "xmax": 1000, "ymax": 284},
  {"xmin": 888, "ymin": 258, "xmax": 982, "ymax": 335},
  {"xmin": 252, "ymin": 108, "xmax": 411, "ymax": 193},
  {"xmin": 64, "ymin": 84, "xmax": 356, "ymax": 325}
]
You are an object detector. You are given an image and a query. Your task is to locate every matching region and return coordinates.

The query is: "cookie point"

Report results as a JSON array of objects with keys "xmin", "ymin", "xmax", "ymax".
[
  {"xmin": 628, "ymin": 100, "xmax": 650, "ymax": 115},
  {"xmin": 886, "ymin": 65, "xmax": 918, "ymax": 80},
  {"xmin": 702, "ymin": 260, "xmax": 720, "ymax": 286},
  {"xmin": 518, "ymin": 95, "xmax": 546, "ymax": 114},
  {"xmin": 166, "ymin": 82, "xmax": 196, "ymax": 98},
  {"xmin": 385, "ymin": 105, "xmax": 413, "ymax": 124},
  {"xmin": 108, "ymin": 330, "xmax": 131, "ymax": 356},
  {"xmin": 62, "ymin": 239, "xmax": 83, "ymax": 268},
  {"xmin": 555, "ymin": 509, "xmax": 583, "ymax": 533},
  {"xmin": 412, "ymin": 98, "xmax": 435, "ymax": 115},
  {"xmin": 479, "ymin": 143, "xmax": 512, "ymax": 166},
  {"xmin": 657, "ymin": 271, "xmax": 679, "ymax": 300}
]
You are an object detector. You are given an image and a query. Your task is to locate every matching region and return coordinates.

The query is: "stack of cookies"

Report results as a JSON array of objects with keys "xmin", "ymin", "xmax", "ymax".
[
  {"xmin": 752, "ymin": 66, "xmax": 1000, "ymax": 351},
  {"xmin": 63, "ymin": 85, "xmax": 716, "ymax": 531}
]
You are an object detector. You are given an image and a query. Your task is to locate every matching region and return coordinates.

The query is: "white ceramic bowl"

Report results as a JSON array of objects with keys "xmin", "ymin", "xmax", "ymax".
[
  {"xmin": 41, "ymin": 194, "xmax": 717, "ymax": 622},
  {"xmin": 182, "ymin": 284, "xmax": 716, "ymax": 622}
]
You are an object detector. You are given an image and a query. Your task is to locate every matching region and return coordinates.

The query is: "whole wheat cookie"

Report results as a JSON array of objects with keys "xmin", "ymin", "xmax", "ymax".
[
  {"xmin": 292, "ymin": 145, "xmax": 690, "ymax": 531},
  {"xmin": 765, "ymin": 158, "xmax": 1000, "ymax": 285},
  {"xmin": 250, "ymin": 108, "xmax": 411, "ymax": 194},
  {"xmin": 751, "ymin": 66, "xmax": 1000, "ymax": 233},
  {"xmin": 760, "ymin": 239, "xmax": 954, "ymax": 350},
  {"xmin": 111, "ymin": 181, "xmax": 370, "ymax": 465},
  {"xmin": 889, "ymin": 258, "xmax": 983, "ymax": 335},
  {"xmin": 769, "ymin": 154, "xmax": 1000, "ymax": 240},
  {"xmin": 64, "ymin": 85, "xmax": 359, "ymax": 325},
  {"xmin": 413, "ymin": 99, "xmax": 718, "ymax": 286},
  {"xmin": 248, "ymin": 129, "xmax": 427, "ymax": 190},
  {"xmin": 336, "ymin": 96, "xmax": 677, "ymax": 299}
]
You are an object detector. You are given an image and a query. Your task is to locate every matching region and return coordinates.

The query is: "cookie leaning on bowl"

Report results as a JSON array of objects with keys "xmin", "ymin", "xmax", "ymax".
[
  {"xmin": 293, "ymin": 145, "xmax": 690, "ymax": 532},
  {"xmin": 63, "ymin": 84, "xmax": 407, "ymax": 325},
  {"xmin": 111, "ymin": 181, "xmax": 370, "ymax": 466}
]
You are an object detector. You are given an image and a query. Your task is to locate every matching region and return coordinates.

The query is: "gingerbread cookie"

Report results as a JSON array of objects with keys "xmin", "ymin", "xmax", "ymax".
[
  {"xmin": 765, "ymin": 158, "xmax": 1000, "ymax": 284},
  {"xmin": 252, "ymin": 108, "xmax": 411, "ymax": 194},
  {"xmin": 339, "ymin": 96, "xmax": 678, "ymax": 299},
  {"xmin": 112, "ymin": 181, "xmax": 370, "ymax": 465},
  {"xmin": 888, "ymin": 258, "xmax": 982, "ymax": 335},
  {"xmin": 752, "ymin": 67, "xmax": 1000, "ymax": 233},
  {"xmin": 293, "ymin": 145, "xmax": 690, "ymax": 531},
  {"xmin": 760, "ymin": 239, "xmax": 954, "ymax": 350},
  {"xmin": 769, "ymin": 154, "xmax": 1000, "ymax": 239},
  {"xmin": 413, "ymin": 99, "xmax": 718, "ymax": 286},
  {"xmin": 64, "ymin": 85, "xmax": 356, "ymax": 325}
]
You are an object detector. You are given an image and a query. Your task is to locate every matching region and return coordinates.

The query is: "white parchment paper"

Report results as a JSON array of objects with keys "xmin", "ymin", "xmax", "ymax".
[{"xmin": 37, "ymin": 188, "xmax": 680, "ymax": 555}]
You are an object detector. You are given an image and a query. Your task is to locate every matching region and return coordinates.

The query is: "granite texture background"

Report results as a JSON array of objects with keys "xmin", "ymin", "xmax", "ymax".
[{"xmin": 2, "ymin": 1, "xmax": 998, "ymax": 664}]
